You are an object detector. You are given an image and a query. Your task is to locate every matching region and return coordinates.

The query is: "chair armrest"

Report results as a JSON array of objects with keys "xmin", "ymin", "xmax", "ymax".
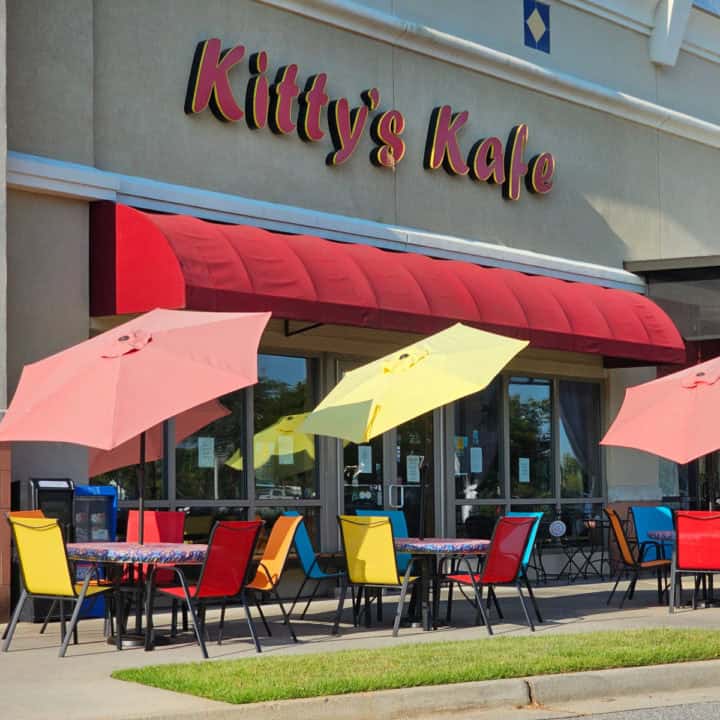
[{"xmin": 637, "ymin": 540, "xmax": 664, "ymax": 561}]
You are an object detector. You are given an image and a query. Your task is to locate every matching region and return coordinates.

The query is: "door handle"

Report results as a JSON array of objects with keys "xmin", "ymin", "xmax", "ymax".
[{"xmin": 388, "ymin": 484, "xmax": 405, "ymax": 509}]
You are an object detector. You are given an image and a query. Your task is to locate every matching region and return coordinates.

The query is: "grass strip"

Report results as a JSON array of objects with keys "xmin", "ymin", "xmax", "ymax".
[{"xmin": 112, "ymin": 629, "xmax": 720, "ymax": 704}]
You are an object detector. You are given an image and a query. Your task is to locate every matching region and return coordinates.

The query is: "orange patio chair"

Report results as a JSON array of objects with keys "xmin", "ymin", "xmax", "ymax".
[
  {"xmin": 245, "ymin": 514, "xmax": 303, "ymax": 643},
  {"xmin": 605, "ymin": 507, "xmax": 670, "ymax": 607}
]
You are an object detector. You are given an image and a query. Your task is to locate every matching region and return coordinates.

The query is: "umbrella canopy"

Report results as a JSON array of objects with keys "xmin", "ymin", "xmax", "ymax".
[
  {"xmin": 601, "ymin": 357, "xmax": 720, "ymax": 465},
  {"xmin": 0, "ymin": 308, "xmax": 270, "ymax": 449},
  {"xmin": 301, "ymin": 323, "xmax": 528, "ymax": 443},
  {"xmin": 0, "ymin": 308, "xmax": 270, "ymax": 542},
  {"xmin": 89, "ymin": 398, "xmax": 230, "ymax": 477}
]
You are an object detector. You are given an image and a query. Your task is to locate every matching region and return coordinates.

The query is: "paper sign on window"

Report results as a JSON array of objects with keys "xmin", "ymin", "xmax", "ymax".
[
  {"xmin": 358, "ymin": 445, "xmax": 372, "ymax": 473},
  {"xmin": 198, "ymin": 437, "xmax": 215, "ymax": 468},
  {"xmin": 518, "ymin": 457, "xmax": 530, "ymax": 483},
  {"xmin": 470, "ymin": 447, "xmax": 483, "ymax": 473},
  {"xmin": 278, "ymin": 435, "xmax": 294, "ymax": 465},
  {"xmin": 406, "ymin": 455, "xmax": 422, "ymax": 484}
]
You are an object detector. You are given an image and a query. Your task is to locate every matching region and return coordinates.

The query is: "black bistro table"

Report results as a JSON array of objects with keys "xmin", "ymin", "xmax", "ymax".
[
  {"xmin": 66, "ymin": 541, "xmax": 207, "ymax": 649},
  {"xmin": 393, "ymin": 537, "xmax": 490, "ymax": 630}
]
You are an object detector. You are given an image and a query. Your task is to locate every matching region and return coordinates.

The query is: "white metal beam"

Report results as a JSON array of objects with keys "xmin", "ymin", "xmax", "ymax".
[{"xmin": 650, "ymin": 0, "xmax": 694, "ymax": 66}]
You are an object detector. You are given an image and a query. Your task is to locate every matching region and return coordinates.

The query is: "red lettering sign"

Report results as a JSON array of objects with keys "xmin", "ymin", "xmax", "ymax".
[
  {"xmin": 468, "ymin": 137, "xmax": 505, "ymax": 185},
  {"xmin": 298, "ymin": 74, "xmax": 329, "ymax": 142},
  {"xmin": 185, "ymin": 38, "xmax": 245, "ymax": 122},
  {"xmin": 183, "ymin": 39, "xmax": 555, "ymax": 200},
  {"xmin": 527, "ymin": 152, "xmax": 555, "ymax": 194},
  {"xmin": 327, "ymin": 90, "xmax": 378, "ymax": 166},
  {"xmin": 424, "ymin": 105, "xmax": 469, "ymax": 176},
  {"xmin": 246, "ymin": 52, "xmax": 269, "ymax": 130},
  {"xmin": 370, "ymin": 110, "xmax": 406, "ymax": 168},
  {"xmin": 270, "ymin": 65, "xmax": 300, "ymax": 135},
  {"xmin": 503, "ymin": 124, "xmax": 529, "ymax": 201}
]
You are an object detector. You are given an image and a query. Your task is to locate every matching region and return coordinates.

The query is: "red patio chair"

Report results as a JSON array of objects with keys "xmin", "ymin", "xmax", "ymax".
[
  {"xmin": 670, "ymin": 511, "xmax": 720, "ymax": 613},
  {"xmin": 445, "ymin": 516, "xmax": 536, "ymax": 635},
  {"xmin": 124, "ymin": 510, "xmax": 187, "ymax": 634},
  {"xmin": 144, "ymin": 519, "xmax": 264, "ymax": 658}
]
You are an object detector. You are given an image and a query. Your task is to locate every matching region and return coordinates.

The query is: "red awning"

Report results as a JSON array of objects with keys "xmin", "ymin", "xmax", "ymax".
[{"xmin": 90, "ymin": 202, "xmax": 685, "ymax": 365}]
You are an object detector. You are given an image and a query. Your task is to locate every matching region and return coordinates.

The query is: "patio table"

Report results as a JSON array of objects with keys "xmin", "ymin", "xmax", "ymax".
[
  {"xmin": 66, "ymin": 542, "xmax": 207, "ymax": 649},
  {"xmin": 393, "ymin": 537, "xmax": 490, "ymax": 630}
]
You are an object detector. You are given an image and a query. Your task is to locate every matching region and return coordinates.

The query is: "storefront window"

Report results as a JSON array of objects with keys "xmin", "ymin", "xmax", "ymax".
[
  {"xmin": 509, "ymin": 377, "xmax": 552, "ymax": 498},
  {"xmin": 176, "ymin": 389, "xmax": 247, "ymax": 501},
  {"xmin": 456, "ymin": 504, "xmax": 503, "ymax": 538},
  {"xmin": 254, "ymin": 354, "xmax": 318, "ymax": 500},
  {"xmin": 558, "ymin": 502, "xmax": 604, "ymax": 540},
  {"xmin": 559, "ymin": 381, "xmax": 602, "ymax": 498},
  {"xmin": 397, "ymin": 412, "xmax": 434, "ymax": 537},
  {"xmin": 454, "ymin": 379, "xmax": 501, "ymax": 500}
]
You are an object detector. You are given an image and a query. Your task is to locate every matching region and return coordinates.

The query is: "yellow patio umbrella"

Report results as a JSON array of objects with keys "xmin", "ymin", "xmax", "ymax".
[{"xmin": 300, "ymin": 323, "xmax": 528, "ymax": 443}]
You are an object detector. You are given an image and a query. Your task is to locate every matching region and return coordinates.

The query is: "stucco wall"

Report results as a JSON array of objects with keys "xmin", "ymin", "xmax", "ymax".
[{"xmin": 6, "ymin": 191, "xmax": 89, "ymax": 505}]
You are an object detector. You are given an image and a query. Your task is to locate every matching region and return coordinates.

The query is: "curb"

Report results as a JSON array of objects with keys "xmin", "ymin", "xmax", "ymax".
[{"xmin": 129, "ymin": 659, "xmax": 720, "ymax": 720}]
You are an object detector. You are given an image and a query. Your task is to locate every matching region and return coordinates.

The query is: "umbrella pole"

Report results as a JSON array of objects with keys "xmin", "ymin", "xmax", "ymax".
[
  {"xmin": 418, "ymin": 462, "xmax": 426, "ymax": 541},
  {"xmin": 138, "ymin": 431, "xmax": 146, "ymax": 544}
]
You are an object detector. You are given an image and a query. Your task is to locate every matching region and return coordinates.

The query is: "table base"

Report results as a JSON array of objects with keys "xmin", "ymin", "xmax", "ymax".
[{"xmin": 106, "ymin": 633, "xmax": 145, "ymax": 649}]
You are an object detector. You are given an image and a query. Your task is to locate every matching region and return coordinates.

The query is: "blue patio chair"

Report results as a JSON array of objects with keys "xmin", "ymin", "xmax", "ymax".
[
  {"xmin": 630, "ymin": 506, "xmax": 673, "ymax": 561},
  {"xmin": 355, "ymin": 509, "xmax": 411, "ymax": 575},
  {"xmin": 283, "ymin": 511, "xmax": 345, "ymax": 619}
]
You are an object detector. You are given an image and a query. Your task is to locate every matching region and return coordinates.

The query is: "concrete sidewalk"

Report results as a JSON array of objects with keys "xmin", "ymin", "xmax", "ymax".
[{"xmin": 2, "ymin": 578, "xmax": 720, "ymax": 720}]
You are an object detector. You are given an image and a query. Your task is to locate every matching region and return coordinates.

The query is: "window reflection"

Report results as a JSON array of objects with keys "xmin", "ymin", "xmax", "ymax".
[
  {"xmin": 176, "ymin": 390, "xmax": 247, "ymax": 501},
  {"xmin": 454, "ymin": 379, "xmax": 501, "ymax": 500},
  {"xmin": 509, "ymin": 377, "xmax": 552, "ymax": 498},
  {"xmin": 254, "ymin": 355, "xmax": 318, "ymax": 499}
]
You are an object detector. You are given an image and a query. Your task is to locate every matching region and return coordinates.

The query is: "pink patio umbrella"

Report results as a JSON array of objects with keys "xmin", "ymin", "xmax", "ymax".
[
  {"xmin": 601, "ymin": 356, "xmax": 720, "ymax": 465},
  {"xmin": 0, "ymin": 308, "xmax": 270, "ymax": 541},
  {"xmin": 88, "ymin": 398, "xmax": 230, "ymax": 477}
]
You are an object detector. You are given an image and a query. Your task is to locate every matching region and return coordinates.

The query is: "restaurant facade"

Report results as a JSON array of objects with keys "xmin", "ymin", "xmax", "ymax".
[{"xmin": 2, "ymin": 0, "xmax": 720, "ymax": 618}]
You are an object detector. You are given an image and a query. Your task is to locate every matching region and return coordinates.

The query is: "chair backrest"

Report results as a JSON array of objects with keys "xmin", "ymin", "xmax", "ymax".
[
  {"xmin": 8, "ymin": 516, "xmax": 75, "ymax": 597},
  {"xmin": 355, "ymin": 509, "xmax": 411, "ymax": 573},
  {"xmin": 283, "ymin": 510, "xmax": 322, "ymax": 578},
  {"xmin": 196, "ymin": 520, "xmax": 264, "ymax": 598},
  {"xmin": 338, "ymin": 515, "xmax": 401, "ymax": 586},
  {"xmin": 630, "ymin": 505, "xmax": 673, "ymax": 561},
  {"xmin": 126, "ymin": 510, "xmax": 185, "ymax": 543},
  {"xmin": 8, "ymin": 509, "xmax": 46, "ymax": 519},
  {"xmin": 506, "ymin": 511, "xmax": 543, "ymax": 571},
  {"xmin": 480, "ymin": 516, "xmax": 535, "ymax": 585},
  {"xmin": 604, "ymin": 507, "xmax": 635, "ymax": 566},
  {"xmin": 675, "ymin": 511, "xmax": 720, "ymax": 571},
  {"xmin": 249, "ymin": 515, "xmax": 302, "ymax": 590}
]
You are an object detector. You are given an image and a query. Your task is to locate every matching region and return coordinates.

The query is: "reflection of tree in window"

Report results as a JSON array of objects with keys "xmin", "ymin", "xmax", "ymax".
[{"xmin": 509, "ymin": 378, "xmax": 552, "ymax": 499}]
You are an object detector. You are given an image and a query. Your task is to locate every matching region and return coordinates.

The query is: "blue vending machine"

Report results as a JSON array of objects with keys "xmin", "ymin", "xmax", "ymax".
[{"xmin": 74, "ymin": 484, "xmax": 118, "ymax": 618}]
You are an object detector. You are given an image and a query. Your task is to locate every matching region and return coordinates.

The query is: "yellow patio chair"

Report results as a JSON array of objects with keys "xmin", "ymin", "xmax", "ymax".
[
  {"xmin": 2, "ymin": 517, "xmax": 110, "ymax": 657},
  {"xmin": 333, "ymin": 515, "xmax": 419, "ymax": 637},
  {"xmin": 245, "ymin": 514, "xmax": 302, "ymax": 643}
]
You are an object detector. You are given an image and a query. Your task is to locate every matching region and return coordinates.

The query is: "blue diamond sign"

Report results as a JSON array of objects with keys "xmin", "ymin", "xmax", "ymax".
[{"xmin": 524, "ymin": 0, "xmax": 550, "ymax": 54}]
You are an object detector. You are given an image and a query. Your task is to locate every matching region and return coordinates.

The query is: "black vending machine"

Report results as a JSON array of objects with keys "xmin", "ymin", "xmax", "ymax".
[{"xmin": 16, "ymin": 478, "xmax": 75, "ymax": 621}]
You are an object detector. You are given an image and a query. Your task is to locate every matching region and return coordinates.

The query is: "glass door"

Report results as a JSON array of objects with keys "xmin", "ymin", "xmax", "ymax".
[
  {"xmin": 395, "ymin": 412, "xmax": 434, "ymax": 537},
  {"xmin": 342, "ymin": 435, "xmax": 384, "ymax": 512}
]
